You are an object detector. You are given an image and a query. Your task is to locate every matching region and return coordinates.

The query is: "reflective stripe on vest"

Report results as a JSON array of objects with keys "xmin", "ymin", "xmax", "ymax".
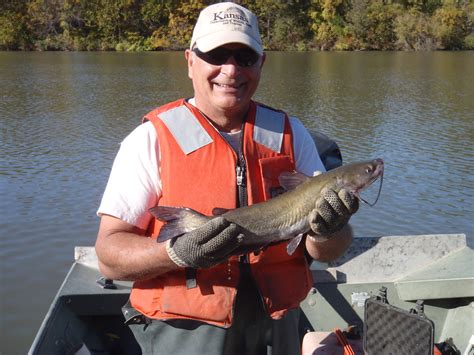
[
  {"xmin": 158, "ymin": 104, "xmax": 286, "ymax": 155},
  {"xmin": 159, "ymin": 105, "xmax": 213, "ymax": 155},
  {"xmin": 254, "ymin": 105, "xmax": 285, "ymax": 153}
]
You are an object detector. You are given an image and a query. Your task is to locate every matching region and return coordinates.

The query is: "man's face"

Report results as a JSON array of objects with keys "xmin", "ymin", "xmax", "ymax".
[{"xmin": 185, "ymin": 43, "xmax": 265, "ymax": 123}]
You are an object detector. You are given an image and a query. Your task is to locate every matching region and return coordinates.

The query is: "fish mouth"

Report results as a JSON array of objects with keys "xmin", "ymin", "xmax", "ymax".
[
  {"xmin": 373, "ymin": 158, "xmax": 384, "ymax": 177},
  {"xmin": 368, "ymin": 169, "xmax": 383, "ymax": 187},
  {"xmin": 354, "ymin": 159, "xmax": 384, "ymax": 206}
]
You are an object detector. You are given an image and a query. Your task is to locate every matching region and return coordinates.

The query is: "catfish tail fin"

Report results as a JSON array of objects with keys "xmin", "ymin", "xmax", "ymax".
[{"xmin": 149, "ymin": 206, "xmax": 210, "ymax": 242}]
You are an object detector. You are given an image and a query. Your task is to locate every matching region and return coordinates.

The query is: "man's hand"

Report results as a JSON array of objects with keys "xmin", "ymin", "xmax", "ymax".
[
  {"xmin": 308, "ymin": 188, "xmax": 359, "ymax": 239},
  {"xmin": 166, "ymin": 217, "xmax": 244, "ymax": 269}
]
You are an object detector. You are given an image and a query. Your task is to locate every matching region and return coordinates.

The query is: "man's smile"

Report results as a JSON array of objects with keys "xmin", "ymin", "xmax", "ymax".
[{"xmin": 213, "ymin": 82, "xmax": 244, "ymax": 89}]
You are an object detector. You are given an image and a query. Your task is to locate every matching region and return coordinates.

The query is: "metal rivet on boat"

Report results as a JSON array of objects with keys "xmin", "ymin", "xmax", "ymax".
[{"xmin": 307, "ymin": 287, "xmax": 317, "ymax": 306}]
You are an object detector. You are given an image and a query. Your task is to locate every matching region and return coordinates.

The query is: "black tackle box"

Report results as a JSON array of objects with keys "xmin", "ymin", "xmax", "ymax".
[{"xmin": 364, "ymin": 287, "xmax": 435, "ymax": 355}]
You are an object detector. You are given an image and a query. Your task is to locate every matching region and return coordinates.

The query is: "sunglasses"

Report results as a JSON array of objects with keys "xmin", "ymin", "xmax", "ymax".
[{"xmin": 193, "ymin": 47, "xmax": 260, "ymax": 67}]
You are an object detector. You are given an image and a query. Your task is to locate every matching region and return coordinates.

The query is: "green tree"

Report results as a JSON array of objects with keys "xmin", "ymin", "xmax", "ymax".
[
  {"xmin": 432, "ymin": 4, "xmax": 472, "ymax": 49},
  {"xmin": 347, "ymin": 1, "xmax": 400, "ymax": 50},
  {"xmin": 0, "ymin": 10, "xmax": 28, "ymax": 50},
  {"xmin": 0, "ymin": 0, "xmax": 472, "ymax": 51},
  {"xmin": 25, "ymin": 0, "xmax": 65, "ymax": 50},
  {"xmin": 309, "ymin": 0, "xmax": 350, "ymax": 50},
  {"xmin": 140, "ymin": 0, "xmax": 174, "ymax": 37},
  {"xmin": 150, "ymin": 0, "xmax": 207, "ymax": 50},
  {"xmin": 252, "ymin": 0, "xmax": 313, "ymax": 50},
  {"xmin": 394, "ymin": 8, "xmax": 436, "ymax": 50},
  {"xmin": 346, "ymin": 0, "xmax": 370, "ymax": 49},
  {"xmin": 387, "ymin": 0, "xmax": 442, "ymax": 13},
  {"xmin": 241, "ymin": 0, "xmax": 288, "ymax": 49}
]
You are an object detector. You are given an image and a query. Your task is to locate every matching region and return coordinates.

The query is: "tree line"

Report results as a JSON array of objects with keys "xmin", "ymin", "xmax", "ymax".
[{"xmin": 1, "ymin": 0, "xmax": 473, "ymax": 51}]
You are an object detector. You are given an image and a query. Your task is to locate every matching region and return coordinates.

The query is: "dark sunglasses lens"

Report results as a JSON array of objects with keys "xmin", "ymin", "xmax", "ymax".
[
  {"xmin": 207, "ymin": 47, "xmax": 232, "ymax": 65},
  {"xmin": 234, "ymin": 49, "xmax": 259, "ymax": 67},
  {"xmin": 195, "ymin": 48, "xmax": 259, "ymax": 67}
]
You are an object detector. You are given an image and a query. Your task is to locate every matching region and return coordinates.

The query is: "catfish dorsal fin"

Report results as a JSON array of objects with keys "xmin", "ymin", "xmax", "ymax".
[{"xmin": 279, "ymin": 171, "xmax": 311, "ymax": 191}]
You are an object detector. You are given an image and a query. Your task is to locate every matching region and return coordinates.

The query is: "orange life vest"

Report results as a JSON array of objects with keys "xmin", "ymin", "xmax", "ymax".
[{"xmin": 130, "ymin": 99, "xmax": 313, "ymax": 327}]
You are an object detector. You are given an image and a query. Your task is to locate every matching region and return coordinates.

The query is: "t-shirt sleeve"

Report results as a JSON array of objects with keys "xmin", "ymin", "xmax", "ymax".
[
  {"xmin": 97, "ymin": 121, "xmax": 161, "ymax": 230},
  {"xmin": 289, "ymin": 117, "xmax": 326, "ymax": 176}
]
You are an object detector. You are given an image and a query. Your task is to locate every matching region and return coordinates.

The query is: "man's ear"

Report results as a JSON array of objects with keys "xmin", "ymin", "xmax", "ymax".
[{"xmin": 185, "ymin": 49, "xmax": 193, "ymax": 79}]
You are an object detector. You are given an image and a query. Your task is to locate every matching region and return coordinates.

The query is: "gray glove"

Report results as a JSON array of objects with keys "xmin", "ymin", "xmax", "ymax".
[
  {"xmin": 308, "ymin": 188, "xmax": 359, "ymax": 237},
  {"xmin": 166, "ymin": 216, "xmax": 244, "ymax": 269}
]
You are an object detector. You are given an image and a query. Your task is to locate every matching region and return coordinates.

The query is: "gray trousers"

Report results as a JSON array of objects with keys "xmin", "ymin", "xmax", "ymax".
[{"xmin": 123, "ymin": 273, "xmax": 304, "ymax": 355}]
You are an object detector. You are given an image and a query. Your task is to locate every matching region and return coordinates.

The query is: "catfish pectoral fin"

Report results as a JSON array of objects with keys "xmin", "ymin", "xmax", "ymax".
[{"xmin": 286, "ymin": 234, "xmax": 304, "ymax": 255}]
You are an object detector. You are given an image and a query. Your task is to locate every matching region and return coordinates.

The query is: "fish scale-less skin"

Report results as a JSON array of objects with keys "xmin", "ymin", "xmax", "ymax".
[
  {"xmin": 225, "ymin": 193, "xmax": 312, "ymax": 232},
  {"xmin": 222, "ymin": 180, "xmax": 328, "ymax": 246},
  {"xmin": 153, "ymin": 159, "xmax": 384, "ymax": 254}
]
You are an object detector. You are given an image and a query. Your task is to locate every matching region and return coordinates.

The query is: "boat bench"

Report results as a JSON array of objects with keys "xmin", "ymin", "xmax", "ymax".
[{"xmin": 394, "ymin": 247, "xmax": 474, "ymax": 301}]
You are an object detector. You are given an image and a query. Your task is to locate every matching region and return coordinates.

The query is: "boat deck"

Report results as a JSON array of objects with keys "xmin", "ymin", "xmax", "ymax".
[{"xmin": 29, "ymin": 234, "xmax": 474, "ymax": 354}]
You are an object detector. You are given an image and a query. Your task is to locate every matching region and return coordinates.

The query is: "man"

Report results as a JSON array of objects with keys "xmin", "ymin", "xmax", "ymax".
[{"xmin": 95, "ymin": 2, "xmax": 358, "ymax": 354}]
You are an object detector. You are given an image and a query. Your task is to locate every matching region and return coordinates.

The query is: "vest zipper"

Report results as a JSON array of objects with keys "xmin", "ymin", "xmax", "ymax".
[
  {"xmin": 236, "ymin": 147, "xmax": 248, "ymax": 208},
  {"xmin": 236, "ymin": 118, "xmax": 248, "ymax": 208},
  {"xmin": 236, "ymin": 122, "xmax": 249, "ymax": 265}
]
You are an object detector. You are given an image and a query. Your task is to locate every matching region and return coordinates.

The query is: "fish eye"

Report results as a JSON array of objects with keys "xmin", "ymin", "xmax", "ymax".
[{"xmin": 365, "ymin": 166, "xmax": 373, "ymax": 174}]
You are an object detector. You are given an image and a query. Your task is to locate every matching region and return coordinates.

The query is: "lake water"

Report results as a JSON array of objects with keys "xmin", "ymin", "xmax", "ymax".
[{"xmin": 1, "ymin": 51, "xmax": 473, "ymax": 354}]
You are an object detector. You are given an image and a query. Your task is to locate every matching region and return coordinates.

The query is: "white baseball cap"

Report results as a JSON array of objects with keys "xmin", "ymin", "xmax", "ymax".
[{"xmin": 190, "ymin": 2, "xmax": 263, "ymax": 55}]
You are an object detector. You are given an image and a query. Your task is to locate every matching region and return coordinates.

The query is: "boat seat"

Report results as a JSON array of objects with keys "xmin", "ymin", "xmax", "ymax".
[{"xmin": 394, "ymin": 248, "xmax": 474, "ymax": 301}]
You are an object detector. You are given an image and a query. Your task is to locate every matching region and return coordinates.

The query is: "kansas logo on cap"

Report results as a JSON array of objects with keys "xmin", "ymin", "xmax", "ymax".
[{"xmin": 211, "ymin": 6, "xmax": 252, "ymax": 28}]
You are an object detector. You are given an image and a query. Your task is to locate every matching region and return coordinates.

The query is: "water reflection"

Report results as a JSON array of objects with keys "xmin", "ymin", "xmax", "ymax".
[{"xmin": 0, "ymin": 51, "xmax": 473, "ymax": 354}]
